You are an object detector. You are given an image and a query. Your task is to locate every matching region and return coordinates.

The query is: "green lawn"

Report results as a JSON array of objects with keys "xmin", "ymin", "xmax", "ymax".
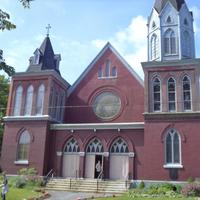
[{"xmin": 5, "ymin": 187, "xmax": 42, "ymax": 200}]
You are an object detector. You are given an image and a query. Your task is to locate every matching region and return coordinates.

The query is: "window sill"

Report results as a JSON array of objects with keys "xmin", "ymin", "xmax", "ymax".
[
  {"xmin": 14, "ymin": 160, "xmax": 29, "ymax": 165},
  {"xmin": 98, "ymin": 76, "xmax": 117, "ymax": 80},
  {"xmin": 163, "ymin": 164, "xmax": 183, "ymax": 169}
]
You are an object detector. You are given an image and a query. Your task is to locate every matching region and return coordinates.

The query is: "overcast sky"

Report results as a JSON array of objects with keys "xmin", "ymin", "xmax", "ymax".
[{"xmin": 1, "ymin": 0, "xmax": 200, "ymax": 84}]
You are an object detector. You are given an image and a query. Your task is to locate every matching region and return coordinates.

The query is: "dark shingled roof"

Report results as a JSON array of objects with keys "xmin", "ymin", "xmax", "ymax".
[
  {"xmin": 27, "ymin": 36, "xmax": 60, "ymax": 74},
  {"xmin": 154, "ymin": 0, "xmax": 185, "ymax": 13}
]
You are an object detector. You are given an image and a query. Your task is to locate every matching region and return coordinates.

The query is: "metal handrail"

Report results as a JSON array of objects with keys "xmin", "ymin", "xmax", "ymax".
[
  {"xmin": 43, "ymin": 169, "xmax": 54, "ymax": 186},
  {"xmin": 97, "ymin": 170, "xmax": 103, "ymax": 180}
]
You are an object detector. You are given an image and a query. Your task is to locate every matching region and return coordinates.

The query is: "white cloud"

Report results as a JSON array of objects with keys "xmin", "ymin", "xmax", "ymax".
[
  {"xmin": 2, "ymin": 15, "xmax": 148, "ymax": 83},
  {"xmin": 91, "ymin": 15, "xmax": 147, "ymax": 79}
]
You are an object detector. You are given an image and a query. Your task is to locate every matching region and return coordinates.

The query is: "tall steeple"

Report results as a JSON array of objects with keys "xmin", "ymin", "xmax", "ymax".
[
  {"xmin": 147, "ymin": 0, "xmax": 195, "ymax": 61},
  {"xmin": 27, "ymin": 25, "xmax": 61, "ymax": 74}
]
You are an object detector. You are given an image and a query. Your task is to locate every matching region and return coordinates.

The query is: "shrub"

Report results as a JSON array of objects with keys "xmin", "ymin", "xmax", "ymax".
[
  {"xmin": 15, "ymin": 176, "xmax": 26, "ymax": 188},
  {"xmin": 187, "ymin": 177, "xmax": 194, "ymax": 183},
  {"xmin": 181, "ymin": 183, "xmax": 200, "ymax": 197},
  {"xmin": 138, "ymin": 181, "xmax": 145, "ymax": 189}
]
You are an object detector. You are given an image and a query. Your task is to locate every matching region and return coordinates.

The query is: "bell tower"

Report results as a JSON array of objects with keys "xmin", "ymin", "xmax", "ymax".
[{"xmin": 148, "ymin": 0, "xmax": 195, "ymax": 61}]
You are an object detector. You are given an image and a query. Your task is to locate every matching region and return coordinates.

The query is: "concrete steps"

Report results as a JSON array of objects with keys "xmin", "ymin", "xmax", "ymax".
[{"xmin": 46, "ymin": 178, "xmax": 130, "ymax": 194}]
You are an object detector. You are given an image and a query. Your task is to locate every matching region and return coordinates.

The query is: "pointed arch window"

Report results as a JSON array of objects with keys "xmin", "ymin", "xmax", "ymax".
[
  {"xmin": 13, "ymin": 85, "xmax": 23, "ymax": 116},
  {"xmin": 164, "ymin": 29, "xmax": 176, "ymax": 55},
  {"xmin": 24, "ymin": 85, "xmax": 33, "ymax": 115},
  {"xmin": 105, "ymin": 60, "xmax": 110, "ymax": 77},
  {"xmin": 110, "ymin": 138, "xmax": 129, "ymax": 154},
  {"xmin": 86, "ymin": 138, "xmax": 103, "ymax": 153},
  {"xmin": 151, "ymin": 34, "xmax": 159, "ymax": 60},
  {"xmin": 17, "ymin": 131, "xmax": 31, "ymax": 161},
  {"xmin": 153, "ymin": 77, "xmax": 161, "ymax": 112},
  {"xmin": 36, "ymin": 84, "xmax": 45, "ymax": 115},
  {"xmin": 64, "ymin": 138, "xmax": 80, "ymax": 153},
  {"xmin": 183, "ymin": 75, "xmax": 191, "ymax": 111},
  {"xmin": 168, "ymin": 78, "xmax": 176, "ymax": 112},
  {"xmin": 165, "ymin": 129, "xmax": 181, "ymax": 166}
]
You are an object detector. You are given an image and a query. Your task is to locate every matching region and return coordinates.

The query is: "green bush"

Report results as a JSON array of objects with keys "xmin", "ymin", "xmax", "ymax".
[
  {"xmin": 18, "ymin": 167, "xmax": 37, "ymax": 176},
  {"xmin": 187, "ymin": 177, "xmax": 194, "ymax": 183},
  {"xmin": 15, "ymin": 176, "xmax": 26, "ymax": 188},
  {"xmin": 138, "ymin": 181, "xmax": 145, "ymax": 189}
]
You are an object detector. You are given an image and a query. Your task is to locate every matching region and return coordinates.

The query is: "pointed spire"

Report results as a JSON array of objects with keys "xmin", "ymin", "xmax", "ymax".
[
  {"xmin": 27, "ymin": 36, "xmax": 61, "ymax": 75},
  {"xmin": 154, "ymin": 0, "xmax": 185, "ymax": 13}
]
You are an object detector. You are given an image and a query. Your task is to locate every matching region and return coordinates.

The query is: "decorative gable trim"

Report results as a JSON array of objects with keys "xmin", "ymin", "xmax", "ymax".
[{"xmin": 68, "ymin": 42, "xmax": 144, "ymax": 97}]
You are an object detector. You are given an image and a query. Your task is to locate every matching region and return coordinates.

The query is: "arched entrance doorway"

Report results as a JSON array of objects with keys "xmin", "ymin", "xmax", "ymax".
[
  {"xmin": 62, "ymin": 138, "xmax": 80, "ymax": 178},
  {"xmin": 109, "ymin": 138, "xmax": 129, "ymax": 180},
  {"xmin": 85, "ymin": 138, "xmax": 103, "ymax": 179}
]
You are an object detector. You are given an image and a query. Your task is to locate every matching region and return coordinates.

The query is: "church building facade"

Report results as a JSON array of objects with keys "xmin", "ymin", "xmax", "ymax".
[{"xmin": 1, "ymin": 0, "xmax": 200, "ymax": 181}]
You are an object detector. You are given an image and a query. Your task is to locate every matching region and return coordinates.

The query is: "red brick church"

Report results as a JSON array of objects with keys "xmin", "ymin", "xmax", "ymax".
[{"xmin": 1, "ymin": 0, "xmax": 200, "ymax": 181}]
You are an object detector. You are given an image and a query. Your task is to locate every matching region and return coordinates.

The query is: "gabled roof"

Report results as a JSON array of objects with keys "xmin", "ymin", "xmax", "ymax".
[
  {"xmin": 154, "ymin": 0, "xmax": 185, "ymax": 13},
  {"xmin": 68, "ymin": 42, "xmax": 144, "ymax": 97}
]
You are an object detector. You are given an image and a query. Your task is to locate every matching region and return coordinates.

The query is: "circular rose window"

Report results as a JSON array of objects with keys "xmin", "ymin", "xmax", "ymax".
[{"xmin": 93, "ymin": 92, "xmax": 121, "ymax": 120}]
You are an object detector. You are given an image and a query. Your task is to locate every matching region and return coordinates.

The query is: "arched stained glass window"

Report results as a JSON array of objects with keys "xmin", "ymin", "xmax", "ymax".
[
  {"xmin": 182, "ymin": 76, "xmax": 191, "ymax": 111},
  {"xmin": 36, "ymin": 84, "xmax": 45, "ymax": 115},
  {"xmin": 165, "ymin": 129, "xmax": 181, "ymax": 165},
  {"xmin": 110, "ymin": 138, "xmax": 129, "ymax": 153},
  {"xmin": 17, "ymin": 131, "xmax": 31, "ymax": 161},
  {"xmin": 168, "ymin": 78, "xmax": 176, "ymax": 112},
  {"xmin": 86, "ymin": 138, "xmax": 103, "ymax": 153},
  {"xmin": 153, "ymin": 77, "xmax": 161, "ymax": 112},
  {"xmin": 13, "ymin": 85, "xmax": 23, "ymax": 116},
  {"xmin": 24, "ymin": 85, "xmax": 33, "ymax": 115},
  {"xmin": 64, "ymin": 138, "xmax": 80, "ymax": 153}
]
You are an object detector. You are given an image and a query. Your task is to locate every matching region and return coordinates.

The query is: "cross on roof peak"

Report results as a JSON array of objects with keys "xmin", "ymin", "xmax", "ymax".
[{"xmin": 46, "ymin": 24, "xmax": 51, "ymax": 37}]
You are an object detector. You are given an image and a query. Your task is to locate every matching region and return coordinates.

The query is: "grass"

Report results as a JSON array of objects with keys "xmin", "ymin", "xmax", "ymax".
[{"xmin": 5, "ymin": 187, "xmax": 42, "ymax": 200}]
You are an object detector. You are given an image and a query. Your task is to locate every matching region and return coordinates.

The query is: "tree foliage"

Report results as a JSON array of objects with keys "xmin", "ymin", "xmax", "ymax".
[
  {"xmin": 0, "ymin": 0, "xmax": 34, "ymax": 76},
  {"xmin": 0, "ymin": 76, "xmax": 9, "ymax": 151}
]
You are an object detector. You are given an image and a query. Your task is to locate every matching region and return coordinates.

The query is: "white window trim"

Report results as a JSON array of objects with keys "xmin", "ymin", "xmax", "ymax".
[
  {"xmin": 163, "ymin": 164, "xmax": 183, "ymax": 169},
  {"xmin": 167, "ymin": 77, "xmax": 177, "ymax": 112},
  {"xmin": 164, "ymin": 129, "xmax": 182, "ymax": 166},
  {"xmin": 14, "ymin": 160, "xmax": 29, "ymax": 165}
]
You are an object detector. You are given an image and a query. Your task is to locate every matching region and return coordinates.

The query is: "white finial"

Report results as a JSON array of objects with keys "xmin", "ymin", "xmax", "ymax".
[{"xmin": 46, "ymin": 24, "xmax": 51, "ymax": 37}]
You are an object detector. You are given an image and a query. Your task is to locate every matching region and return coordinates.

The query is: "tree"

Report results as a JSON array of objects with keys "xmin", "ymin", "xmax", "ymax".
[
  {"xmin": 0, "ymin": 0, "xmax": 34, "ymax": 76},
  {"xmin": 0, "ymin": 76, "xmax": 9, "ymax": 151}
]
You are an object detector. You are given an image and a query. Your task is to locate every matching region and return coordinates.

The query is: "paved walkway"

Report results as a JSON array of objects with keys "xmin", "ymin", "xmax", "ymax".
[{"xmin": 47, "ymin": 190, "xmax": 111, "ymax": 200}]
